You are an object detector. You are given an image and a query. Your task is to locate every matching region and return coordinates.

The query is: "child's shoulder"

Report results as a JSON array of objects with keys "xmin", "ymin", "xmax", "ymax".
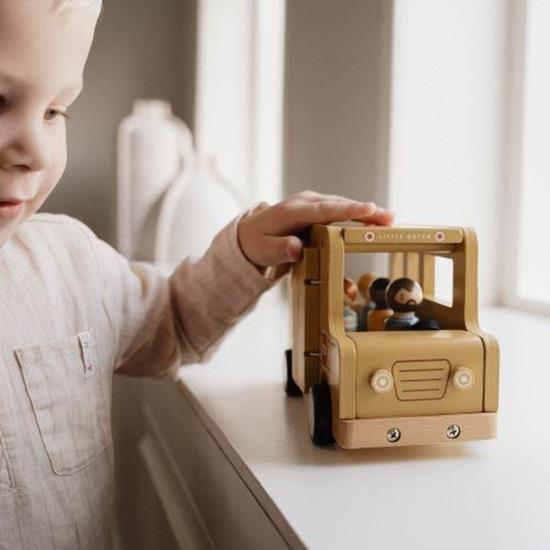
[
  {"xmin": 27, "ymin": 212, "xmax": 91, "ymax": 231},
  {"xmin": 23, "ymin": 212, "xmax": 96, "ymax": 241},
  {"xmin": 15, "ymin": 213, "xmax": 98, "ymax": 255}
]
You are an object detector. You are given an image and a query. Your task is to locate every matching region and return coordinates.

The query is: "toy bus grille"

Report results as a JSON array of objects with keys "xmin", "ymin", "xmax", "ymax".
[{"xmin": 393, "ymin": 360, "xmax": 451, "ymax": 401}]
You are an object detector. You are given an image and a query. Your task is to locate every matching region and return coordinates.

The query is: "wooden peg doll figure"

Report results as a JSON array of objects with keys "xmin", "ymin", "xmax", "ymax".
[
  {"xmin": 367, "ymin": 277, "xmax": 392, "ymax": 331},
  {"xmin": 343, "ymin": 277, "xmax": 359, "ymax": 332},
  {"xmin": 384, "ymin": 277, "xmax": 423, "ymax": 331},
  {"xmin": 356, "ymin": 271, "xmax": 378, "ymax": 331}
]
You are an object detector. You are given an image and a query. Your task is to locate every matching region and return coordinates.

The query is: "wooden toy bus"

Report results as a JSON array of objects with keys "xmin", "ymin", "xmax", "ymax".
[{"xmin": 285, "ymin": 224, "xmax": 499, "ymax": 448}]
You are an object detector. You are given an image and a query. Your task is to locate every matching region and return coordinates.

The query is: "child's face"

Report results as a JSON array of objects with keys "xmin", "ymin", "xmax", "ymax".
[{"xmin": 0, "ymin": 1, "xmax": 98, "ymax": 247}]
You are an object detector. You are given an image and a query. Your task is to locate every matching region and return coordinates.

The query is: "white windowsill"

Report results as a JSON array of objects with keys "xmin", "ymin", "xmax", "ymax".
[{"xmin": 173, "ymin": 290, "xmax": 550, "ymax": 549}]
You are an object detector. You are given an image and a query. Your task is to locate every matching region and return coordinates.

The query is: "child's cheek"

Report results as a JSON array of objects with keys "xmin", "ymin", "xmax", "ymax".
[
  {"xmin": 38, "ymin": 128, "xmax": 68, "ymax": 205},
  {"xmin": 24, "ymin": 148, "xmax": 67, "ymax": 222}
]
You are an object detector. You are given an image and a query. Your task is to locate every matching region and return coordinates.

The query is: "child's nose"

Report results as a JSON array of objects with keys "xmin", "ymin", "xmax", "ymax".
[{"xmin": 1, "ymin": 121, "xmax": 50, "ymax": 173}]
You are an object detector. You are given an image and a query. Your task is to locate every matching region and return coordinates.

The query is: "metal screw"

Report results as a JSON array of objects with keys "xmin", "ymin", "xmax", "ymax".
[
  {"xmin": 446, "ymin": 424, "xmax": 461, "ymax": 439},
  {"xmin": 386, "ymin": 428, "xmax": 401, "ymax": 443}
]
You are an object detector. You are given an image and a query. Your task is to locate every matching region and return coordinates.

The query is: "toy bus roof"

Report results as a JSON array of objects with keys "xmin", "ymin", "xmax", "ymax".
[{"xmin": 315, "ymin": 224, "xmax": 467, "ymax": 245}]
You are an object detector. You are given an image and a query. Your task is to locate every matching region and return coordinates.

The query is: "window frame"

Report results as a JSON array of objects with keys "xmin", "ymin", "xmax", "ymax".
[{"xmin": 501, "ymin": 0, "xmax": 550, "ymax": 316}]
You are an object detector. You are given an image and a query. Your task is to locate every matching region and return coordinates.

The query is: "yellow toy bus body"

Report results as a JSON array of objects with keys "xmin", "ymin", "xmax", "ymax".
[{"xmin": 287, "ymin": 224, "xmax": 499, "ymax": 448}]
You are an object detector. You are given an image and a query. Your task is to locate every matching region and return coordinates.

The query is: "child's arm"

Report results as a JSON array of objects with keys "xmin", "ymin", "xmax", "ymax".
[
  {"xmin": 91, "ymin": 214, "xmax": 273, "ymax": 377},
  {"xmin": 91, "ymin": 191, "xmax": 392, "ymax": 377}
]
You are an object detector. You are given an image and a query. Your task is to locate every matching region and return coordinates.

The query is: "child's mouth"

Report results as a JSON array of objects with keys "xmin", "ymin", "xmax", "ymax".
[{"xmin": 0, "ymin": 201, "xmax": 24, "ymax": 219}]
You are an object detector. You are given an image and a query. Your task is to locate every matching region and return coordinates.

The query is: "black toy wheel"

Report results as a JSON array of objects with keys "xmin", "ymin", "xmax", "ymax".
[
  {"xmin": 285, "ymin": 349, "xmax": 303, "ymax": 397},
  {"xmin": 307, "ymin": 381, "xmax": 335, "ymax": 446}
]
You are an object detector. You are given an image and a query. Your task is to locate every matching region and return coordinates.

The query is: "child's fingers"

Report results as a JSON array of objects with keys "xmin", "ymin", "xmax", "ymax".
[
  {"xmin": 290, "ymin": 190, "xmax": 366, "ymax": 205},
  {"xmin": 353, "ymin": 206, "xmax": 395, "ymax": 226},
  {"xmin": 262, "ymin": 200, "xmax": 377, "ymax": 235},
  {"xmin": 295, "ymin": 198, "xmax": 395, "ymax": 226},
  {"xmin": 253, "ymin": 234, "xmax": 303, "ymax": 266}
]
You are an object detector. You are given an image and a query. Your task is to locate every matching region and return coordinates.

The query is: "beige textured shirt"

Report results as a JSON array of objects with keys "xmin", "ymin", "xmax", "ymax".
[{"xmin": 0, "ymin": 212, "xmax": 278, "ymax": 549}]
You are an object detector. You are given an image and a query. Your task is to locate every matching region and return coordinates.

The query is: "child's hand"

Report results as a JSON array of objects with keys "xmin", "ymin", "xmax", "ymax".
[{"xmin": 237, "ymin": 191, "xmax": 394, "ymax": 268}]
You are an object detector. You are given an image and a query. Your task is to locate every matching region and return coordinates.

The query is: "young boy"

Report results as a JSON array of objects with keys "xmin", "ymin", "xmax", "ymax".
[{"xmin": 0, "ymin": 1, "xmax": 393, "ymax": 548}]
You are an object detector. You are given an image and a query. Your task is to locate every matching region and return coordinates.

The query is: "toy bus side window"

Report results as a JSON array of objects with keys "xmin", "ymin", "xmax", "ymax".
[
  {"xmin": 390, "ymin": 251, "xmax": 460, "ymax": 330},
  {"xmin": 391, "ymin": 252, "xmax": 454, "ymax": 307}
]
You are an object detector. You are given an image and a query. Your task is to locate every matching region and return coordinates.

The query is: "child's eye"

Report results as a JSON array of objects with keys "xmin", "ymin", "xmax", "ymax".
[{"xmin": 44, "ymin": 108, "xmax": 69, "ymax": 122}]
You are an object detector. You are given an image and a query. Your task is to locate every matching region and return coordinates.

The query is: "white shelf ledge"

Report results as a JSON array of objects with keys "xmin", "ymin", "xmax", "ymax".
[{"xmin": 175, "ymin": 293, "xmax": 550, "ymax": 550}]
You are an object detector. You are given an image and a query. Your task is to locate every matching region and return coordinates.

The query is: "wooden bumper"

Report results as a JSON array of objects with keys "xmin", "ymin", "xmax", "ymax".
[{"xmin": 335, "ymin": 412, "xmax": 497, "ymax": 449}]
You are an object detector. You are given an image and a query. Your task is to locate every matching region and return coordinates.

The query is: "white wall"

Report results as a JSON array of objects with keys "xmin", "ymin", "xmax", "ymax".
[
  {"xmin": 195, "ymin": 0, "xmax": 253, "ymax": 198},
  {"xmin": 388, "ymin": 0, "xmax": 508, "ymax": 304},
  {"xmin": 196, "ymin": 0, "xmax": 286, "ymax": 204},
  {"xmin": 284, "ymin": 0, "xmax": 510, "ymax": 304},
  {"xmin": 283, "ymin": 0, "xmax": 393, "ymax": 207}
]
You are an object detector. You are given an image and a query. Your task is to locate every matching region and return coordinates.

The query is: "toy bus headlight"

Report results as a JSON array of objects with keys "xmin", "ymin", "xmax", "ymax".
[
  {"xmin": 452, "ymin": 367, "xmax": 474, "ymax": 390},
  {"xmin": 370, "ymin": 370, "xmax": 394, "ymax": 393}
]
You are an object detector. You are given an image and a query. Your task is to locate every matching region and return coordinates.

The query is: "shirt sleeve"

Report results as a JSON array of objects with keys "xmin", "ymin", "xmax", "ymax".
[{"xmin": 87, "ymin": 212, "xmax": 286, "ymax": 377}]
